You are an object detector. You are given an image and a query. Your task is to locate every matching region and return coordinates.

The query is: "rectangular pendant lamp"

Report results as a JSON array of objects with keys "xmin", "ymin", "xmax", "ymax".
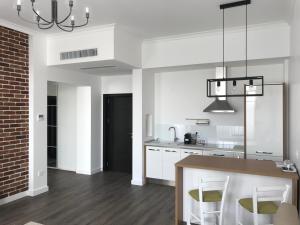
[{"xmin": 207, "ymin": 0, "xmax": 264, "ymax": 98}]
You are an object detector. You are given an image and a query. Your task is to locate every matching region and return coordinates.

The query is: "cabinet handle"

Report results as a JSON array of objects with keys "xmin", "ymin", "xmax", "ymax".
[
  {"xmin": 213, "ymin": 154, "xmax": 225, "ymax": 157},
  {"xmin": 148, "ymin": 149, "xmax": 159, "ymax": 152},
  {"xmin": 256, "ymin": 151, "xmax": 273, "ymax": 155},
  {"xmin": 165, "ymin": 150, "xmax": 177, "ymax": 153}
]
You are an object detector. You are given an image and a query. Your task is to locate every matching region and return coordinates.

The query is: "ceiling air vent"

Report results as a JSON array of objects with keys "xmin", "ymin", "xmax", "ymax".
[{"xmin": 60, "ymin": 48, "xmax": 98, "ymax": 60}]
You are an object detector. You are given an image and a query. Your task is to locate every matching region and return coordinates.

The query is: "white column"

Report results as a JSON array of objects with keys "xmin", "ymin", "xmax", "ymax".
[
  {"xmin": 76, "ymin": 87, "xmax": 92, "ymax": 175},
  {"xmin": 131, "ymin": 69, "xmax": 145, "ymax": 185},
  {"xmin": 28, "ymin": 35, "xmax": 49, "ymax": 196}
]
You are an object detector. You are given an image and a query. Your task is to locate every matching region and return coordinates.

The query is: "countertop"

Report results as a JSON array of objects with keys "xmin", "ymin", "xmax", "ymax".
[
  {"xmin": 176, "ymin": 155, "xmax": 299, "ymax": 180},
  {"xmin": 144, "ymin": 140, "xmax": 244, "ymax": 153}
]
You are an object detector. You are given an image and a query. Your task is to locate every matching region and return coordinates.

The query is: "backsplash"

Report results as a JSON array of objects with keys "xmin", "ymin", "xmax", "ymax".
[{"xmin": 155, "ymin": 124, "xmax": 244, "ymax": 145}]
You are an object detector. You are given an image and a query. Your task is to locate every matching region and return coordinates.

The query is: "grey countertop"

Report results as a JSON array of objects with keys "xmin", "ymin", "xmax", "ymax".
[{"xmin": 144, "ymin": 140, "xmax": 244, "ymax": 153}]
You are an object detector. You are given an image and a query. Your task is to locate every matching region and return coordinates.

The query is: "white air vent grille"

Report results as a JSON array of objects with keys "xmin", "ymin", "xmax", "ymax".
[{"xmin": 60, "ymin": 48, "xmax": 98, "ymax": 60}]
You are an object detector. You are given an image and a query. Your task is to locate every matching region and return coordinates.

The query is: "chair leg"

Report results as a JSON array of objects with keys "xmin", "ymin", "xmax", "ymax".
[
  {"xmin": 235, "ymin": 199, "xmax": 240, "ymax": 225},
  {"xmin": 200, "ymin": 203, "xmax": 205, "ymax": 225},
  {"xmin": 253, "ymin": 212, "xmax": 259, "ymax": 225},
  {"xmin": 187, "ymin": 196, "xmax": 191, "ymax": 225}
]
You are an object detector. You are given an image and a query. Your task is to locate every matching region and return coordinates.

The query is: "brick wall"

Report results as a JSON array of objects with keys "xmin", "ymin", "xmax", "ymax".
[{"xmin": 0, "ymin": 26, "xmax": 29, "ymax": 199}]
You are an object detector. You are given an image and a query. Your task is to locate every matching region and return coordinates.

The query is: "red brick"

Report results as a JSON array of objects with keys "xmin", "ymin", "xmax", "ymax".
[{"xmin": 0, "ymin": 25, "xmax": 29, "ymax": 199}]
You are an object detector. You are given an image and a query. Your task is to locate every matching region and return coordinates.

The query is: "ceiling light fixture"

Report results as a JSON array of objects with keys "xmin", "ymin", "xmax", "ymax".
[
  {"xmin": 206, "ymin": 0, "xmax": 264, "ymax": 97},
  {"xmin": 16, "ymin": 0, "xmax": 90, "ymax": 32}
]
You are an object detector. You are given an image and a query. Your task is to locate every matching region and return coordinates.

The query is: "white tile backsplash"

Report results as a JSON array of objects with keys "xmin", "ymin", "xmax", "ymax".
[{"xmin": 155, "ymin": 123, "xmax": 244, "ymax": 145}]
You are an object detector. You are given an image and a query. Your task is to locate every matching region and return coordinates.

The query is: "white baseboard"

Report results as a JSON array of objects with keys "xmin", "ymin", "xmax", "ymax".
[
  {"xmin": 91, "ymin": 168, "xmax": 102, "ymax": 175},
  {"xmin": 76, "ymin": 168, "xmax": 102, "ymax": 175},
  {"xmin": 76, "ymin": 170, "xmax": 92, "ymax": 175},
  {"xmin": 0, "ymin": 191, "xmax": 27, "ymax": 206},
  {"xmin": 56, "ymin": 167, "xmax": 76, "ymax": 172},
  {"xmin": 27, "ymin": 186, "xmax": 49, "ymax": 197},
  {"xmin": 131, "ymin": 178, "xmax": 146, "ymax": 186}
]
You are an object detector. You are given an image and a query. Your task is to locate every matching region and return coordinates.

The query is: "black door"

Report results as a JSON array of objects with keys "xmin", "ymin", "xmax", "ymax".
[{"xmin": 103, "ymin": 94, "xmax": 132, "ymax": 174}]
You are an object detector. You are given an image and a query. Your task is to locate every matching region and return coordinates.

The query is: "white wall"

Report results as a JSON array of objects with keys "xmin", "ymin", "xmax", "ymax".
[
  {"xmin": 154, "ymin": 62, "xmax": 287, "ymax": 143},
  {"xmin": 289, "ymin": 0, "xmax": 300, "ymax": 169},
  {"xmin": 29, "ymin": 34, "xmax": 102, "ymax": 196},
  {"xmin": 101, "ymin": 75, "xmax": 132, "ymax": 94},
  {"xmin": 57, "ymin": 84, "xmax": 77, "ymax": 172},
  {"xmin": 142, "ymin": 22, "xmax": 290, "ymax": 69},
  {"xmin": 142, "ymin": 70, "xmax": 155, "ymax": 141},
  {"xmin": 115, "ymin": 27, "xmax": 142, "ymax": 68}
]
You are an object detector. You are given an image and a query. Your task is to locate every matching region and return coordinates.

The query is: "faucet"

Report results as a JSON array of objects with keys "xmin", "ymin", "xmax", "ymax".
[{"xmin": 169, "ymin": 127, "xmax": 179, "ymax": 142}]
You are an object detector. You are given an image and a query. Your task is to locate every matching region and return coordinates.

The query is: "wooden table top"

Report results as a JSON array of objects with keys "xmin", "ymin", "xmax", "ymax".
[{"xmin": 176, "ymin": 155, "xmax": 299, "ymax": 180}]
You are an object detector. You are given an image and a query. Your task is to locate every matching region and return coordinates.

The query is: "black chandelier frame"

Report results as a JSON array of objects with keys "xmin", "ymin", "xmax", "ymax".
[{"xmin": 17, "ymin": 0, "xmax": 90, "ymax": 32}]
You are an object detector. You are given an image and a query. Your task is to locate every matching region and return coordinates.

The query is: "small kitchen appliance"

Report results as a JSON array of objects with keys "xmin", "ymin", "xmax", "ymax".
[{"xmin": 184, "ymin": 133, "xmax": 192, "ymax": 144}]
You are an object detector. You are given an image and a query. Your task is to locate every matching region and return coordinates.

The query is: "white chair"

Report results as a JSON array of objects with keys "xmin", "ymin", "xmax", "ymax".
[
  {"xmin": 187, "ymin": 176, "xmax": 230, "ymax": 225},
  {"xmin": 236, "ymin": 185, "xmax": 290, "ymax": 225}
]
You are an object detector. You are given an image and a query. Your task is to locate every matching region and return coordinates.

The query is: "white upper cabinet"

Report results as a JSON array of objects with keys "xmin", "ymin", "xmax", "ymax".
[{"xmin": 246, "ymin": 84, "xmax": 284, "ymax": 159}]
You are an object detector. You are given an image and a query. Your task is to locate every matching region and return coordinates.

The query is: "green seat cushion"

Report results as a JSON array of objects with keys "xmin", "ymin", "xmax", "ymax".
[
  {"xmin": 239, "ymin": 198, "xmax": 279, "ymax": 214},
  {"xmin": 188, "ymin": 189, "xmax": 222, "ymax": 202}
]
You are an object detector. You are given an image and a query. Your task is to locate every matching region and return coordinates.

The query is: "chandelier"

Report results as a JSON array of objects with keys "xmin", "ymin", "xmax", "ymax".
[{"xmin": 16, "ymin": 0, "xmax": 90, "ymax": 32}]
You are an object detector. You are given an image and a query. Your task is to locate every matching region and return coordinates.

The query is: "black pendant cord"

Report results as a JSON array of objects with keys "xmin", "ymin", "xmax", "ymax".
[
  {"xmin": 245, "ymin": 3, "xmax": 248, "ymax": 78},
  {"xmin": 223, "ymin": 9, "xmax": 225, "ymax": 80}
]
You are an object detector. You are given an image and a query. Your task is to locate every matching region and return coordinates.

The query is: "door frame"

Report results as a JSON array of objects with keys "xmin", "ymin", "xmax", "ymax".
[{"xmin": 103, "ymin": 93, "xmax": 133, "ymax": 172}]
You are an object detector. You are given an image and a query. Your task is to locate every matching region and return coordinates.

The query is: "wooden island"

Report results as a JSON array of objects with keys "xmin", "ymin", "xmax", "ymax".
[{"xmin": 175, "ymin": 155, "xmax": 299, "ymax": 225}]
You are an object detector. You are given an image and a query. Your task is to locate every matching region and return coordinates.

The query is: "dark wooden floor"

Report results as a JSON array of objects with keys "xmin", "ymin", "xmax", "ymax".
[{"xmin": 0, "ymin": 169, "xmax": 175, "ymax": 225}]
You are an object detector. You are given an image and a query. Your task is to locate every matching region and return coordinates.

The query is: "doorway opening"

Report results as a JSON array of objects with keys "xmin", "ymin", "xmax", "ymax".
[
  {"xmin": 103, "ymin": 94, "xmax": 133, "ymax": 174},
  {"xmin": 47, "ymin": 82, "xmax": 58, "ymax": 168}
]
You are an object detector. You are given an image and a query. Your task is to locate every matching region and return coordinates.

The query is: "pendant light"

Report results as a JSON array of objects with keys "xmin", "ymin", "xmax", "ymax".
[{"xmin": 206, "ymin": 0, "xmax": 264, "ymax": 97}]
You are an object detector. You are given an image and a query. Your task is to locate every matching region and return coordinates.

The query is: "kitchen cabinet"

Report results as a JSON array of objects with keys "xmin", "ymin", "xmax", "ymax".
[
  {"xmin": 247, "ymin": 154, "xmax": 283, "ymax": 162},
  {"xmin": 181, "ymin": 149, "xmax": 202, "ymax": 159},
  {"xmin": 245, "ymin": 84, "xmax": 284, "ymax": 160},
  {"xmin": 146, "ymin": 147, "xmax": 162, "ymax": 179},
  {"xmin": 162, "ymin": 148, "xmax": 181, "ymax": 181},
  {"xmin": 202, "ymin": 149, "xmax": 234, "ymax": 158},
  {"xmin": 145, "ymin": 145, "xmax": 245, "ymax": 182}
]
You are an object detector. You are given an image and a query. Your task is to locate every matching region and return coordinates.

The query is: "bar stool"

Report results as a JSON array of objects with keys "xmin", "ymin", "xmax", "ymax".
[
  {"xmin": 235, "ymin": 185, "xmax": 290, "ymax": 225},
  {"xmin": 187, "ymin": 176, "xmax": 230, "ymax": 225}
]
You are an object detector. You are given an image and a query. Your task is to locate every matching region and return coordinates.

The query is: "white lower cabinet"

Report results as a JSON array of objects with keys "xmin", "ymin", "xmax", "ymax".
[
  {"xmin": 146, "ymin": 146, "xmax": 245, "ymax": 182},
  {"xmin": 146, "ymin": 147, "xmax": 162, "ymax": 179},
  {"xmin": 203, "ymin": 149, "xmax": 234, "ymax": 158},
  {"xmin": 247, "ymin": 154, "xmax": 283, "ymax": 162},
  {"xmin": 181, "ymin": 149, "xmax": 202, "ymax": 159},
  {"xmin": 162, "ymin": 148, "xmax": 181, "ymax": 181}
]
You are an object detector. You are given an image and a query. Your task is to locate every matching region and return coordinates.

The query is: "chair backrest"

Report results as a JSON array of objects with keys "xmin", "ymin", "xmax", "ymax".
[
  {"xmin": 253, "ymin": 185, "xmax": 290, "ymax": 206},
  {"xmin": 252, "ymin": 185, "xmax": 290, "ymax": 225},
  {"xmin": 198, "ymin": 176, "xmax": 230, "ymax": 225}
]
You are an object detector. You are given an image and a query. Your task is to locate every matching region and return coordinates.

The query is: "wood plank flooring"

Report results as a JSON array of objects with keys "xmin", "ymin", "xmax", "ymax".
[{"xmin": 0, "ymin": 169, "xmax": 175, "ymax": 225}]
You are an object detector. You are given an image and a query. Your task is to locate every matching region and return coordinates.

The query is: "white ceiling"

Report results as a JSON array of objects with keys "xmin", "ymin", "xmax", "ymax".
[{"xmin": 0, "ymin": 0, "xmax": 293, "ymax": 38}]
